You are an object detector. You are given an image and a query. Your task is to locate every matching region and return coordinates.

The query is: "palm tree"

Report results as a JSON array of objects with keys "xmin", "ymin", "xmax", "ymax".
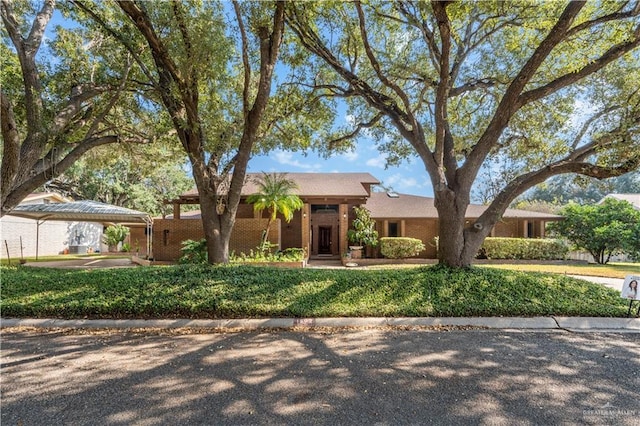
[{"xmin": 247, "ymin": 173, "xmax": 304, "ymax": 247}]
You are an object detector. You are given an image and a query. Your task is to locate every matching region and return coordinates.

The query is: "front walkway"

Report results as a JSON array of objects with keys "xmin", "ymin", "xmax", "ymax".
[{"xmin": 22, "ymin": 257, "xmax": 134, "ymax": 269}]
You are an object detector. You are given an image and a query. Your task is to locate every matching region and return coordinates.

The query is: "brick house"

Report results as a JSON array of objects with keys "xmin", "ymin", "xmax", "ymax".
[{"xmin": 132, "ymin": 172, "xmax": 560, "ymax": 261}]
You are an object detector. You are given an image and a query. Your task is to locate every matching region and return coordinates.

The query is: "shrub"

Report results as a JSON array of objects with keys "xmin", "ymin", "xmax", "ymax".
[
  {"xmin": 478, "ymin": 238, "xmax": 568, "ymax": 260},
  {"xmin": 102, "ymin": 225, "xmax": 129, "ymax": 249},
  {"xmin": 347, "ymin": 206, "xmax": 378, "ymax": 247},
  {"xmin": 231, "ymin": 246, "xmax": 306, "ymax": 263},
  {"xmin": 548, "ymin": 199, "xmax": 640, "ymax": 264},
  {"xmin": 380, "ymin": 237, "xmax": 425, "ymax": 259},
  {"xmin": 179, "ymin": 239, "xmax": 208, "ymax": 264}
]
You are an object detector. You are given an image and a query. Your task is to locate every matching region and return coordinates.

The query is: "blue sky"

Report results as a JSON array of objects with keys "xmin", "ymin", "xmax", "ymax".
[{"xmin": 247, "ymin": 141, "xmax": 436, "ymax": 198}]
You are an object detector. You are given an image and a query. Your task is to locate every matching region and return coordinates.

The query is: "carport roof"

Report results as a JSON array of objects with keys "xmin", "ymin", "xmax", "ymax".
[{"xmin": 7, "ymin": 200, "xmax": 152, "ymax": 224}]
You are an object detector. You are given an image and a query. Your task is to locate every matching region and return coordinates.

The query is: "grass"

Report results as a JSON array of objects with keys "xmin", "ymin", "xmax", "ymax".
[
  {"xmin": 0, "ymin": 264, "xmax": 632, "ymax": 319},
  {"xmin": 481, "ymin": 262, "xmax": 640, "ymax": 279}
]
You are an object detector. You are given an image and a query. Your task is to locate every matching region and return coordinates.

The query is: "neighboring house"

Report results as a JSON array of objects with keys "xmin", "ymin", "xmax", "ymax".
[
  {"xmin": 133, "ymin": 173, "xmax": 560, "ymax": 261},
  {"xmin": 601, "ymin": 193, "xmax": 640, "ymax": 210},
  {"xmin": 0, "ymin": 193, "xmax": 103, "ymax": 259}
]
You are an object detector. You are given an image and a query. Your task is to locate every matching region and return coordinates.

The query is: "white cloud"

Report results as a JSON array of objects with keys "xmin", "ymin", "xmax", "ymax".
[
  {"xmin": 385, "ymin": 173, "xmax": 420, "ymax": 190},
  {"xmin": 366, "ymin": 155, "xmax": 387, "ymax": 168},
  {"xmin": 340, "ymin": 150, "xmax": 359, "ymax": 162},
  {"xmin": 272, "ymin": 151, "xmax": 321, "ymax": 170}
]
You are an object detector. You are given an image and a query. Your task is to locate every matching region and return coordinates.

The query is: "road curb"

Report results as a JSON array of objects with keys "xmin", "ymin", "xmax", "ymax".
[{"xmin": 2, "ymin": 316, "xmax": 639, "ymax": 332}]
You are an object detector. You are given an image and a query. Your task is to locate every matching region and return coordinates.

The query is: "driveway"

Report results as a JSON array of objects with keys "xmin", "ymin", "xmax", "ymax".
[
  {"xmin": 23, "ymin": 257, "xmax": 135, "ymax": 269},
  {"xmin": 569, "ymin": 275, "xmax": 625, "ymax": 291},
  {"xmin": 2, "ymin": 328, "xmax": 639, "ymax": 425}
]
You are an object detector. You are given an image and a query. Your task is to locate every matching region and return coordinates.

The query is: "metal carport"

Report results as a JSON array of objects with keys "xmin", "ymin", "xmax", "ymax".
[{"xmin": 6, "ymin": 200, "xmax": 153, "ymax": 259}]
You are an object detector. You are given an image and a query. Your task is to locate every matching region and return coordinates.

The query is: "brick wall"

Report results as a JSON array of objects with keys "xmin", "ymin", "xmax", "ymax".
[
  {"xmin": 404, "ymin": 219, "xmax": 438, "ymax": 258},
  {"xmin": 150, "ymin": 218, "xmax": 280, "ymax": 261},
  {"xmin": 493, "ymin": 220, "xmax": 519, "ymax": 237}
]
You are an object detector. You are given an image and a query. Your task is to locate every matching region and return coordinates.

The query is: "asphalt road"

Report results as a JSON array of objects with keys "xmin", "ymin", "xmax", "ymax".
[{"xmin": 2, "ymin": 328, "xmax": 639, "ymax": 426}]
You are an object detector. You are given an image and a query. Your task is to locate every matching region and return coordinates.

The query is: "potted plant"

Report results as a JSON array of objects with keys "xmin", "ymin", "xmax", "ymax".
[
  {"xmin": 102, "ymin": 224, "xmax": 130, "ymax": 253},
  {"xmin": 347, "ymin": 206, "xmax": 378, "ymax": 259}
]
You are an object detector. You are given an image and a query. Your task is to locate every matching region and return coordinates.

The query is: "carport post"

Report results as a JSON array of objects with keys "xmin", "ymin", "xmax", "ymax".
[
  {"xmin": 36, "ymin": 219, "xmax": 44, "ymax": 260},
  {"xmin": 145, "ymin": 218, "xmax": 153, "ymax": 260}
]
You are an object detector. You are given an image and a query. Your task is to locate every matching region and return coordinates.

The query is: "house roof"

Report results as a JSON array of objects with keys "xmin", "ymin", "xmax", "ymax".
[
  {"xmin": 178, "ymin": 172, "xmax": 380, "ymax": 201},
  {"xmin": 7, "ymin": 200, "xmax": 152, "ymax": 224},
  {"xmin": 22, "ymin": 192, "xmax": 73, "ymax": 204},
  {"xmin": 602, "ymin": 193, "xmax": 640, "ymax": 210},
  {"xmin": 365, "ymin": 191, "xmax": 562, "ymax": 220}
]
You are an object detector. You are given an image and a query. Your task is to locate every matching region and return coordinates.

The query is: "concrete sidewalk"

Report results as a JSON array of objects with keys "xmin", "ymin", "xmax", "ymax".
[{"xmin": 3, "ymin": 316, "xmax": 639, "ymax": 333}]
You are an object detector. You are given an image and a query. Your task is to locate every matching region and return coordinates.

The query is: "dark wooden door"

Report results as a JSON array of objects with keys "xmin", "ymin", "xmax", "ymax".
[{"xmin": 318, "ymin": 226, "xmax": 332, "ymax": 254}]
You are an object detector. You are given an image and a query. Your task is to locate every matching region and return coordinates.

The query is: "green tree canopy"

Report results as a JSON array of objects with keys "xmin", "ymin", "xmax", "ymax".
[
  {"xmin": 46, "ymin": 143, "xmax": 193, "ymax": 217},
  {"xmin": 287, "ymin": 1, "xmax": 640, "ymax": 267},
  {"xmin": 520, "ymin": 172, "xmax": 640, "ymax": 205},
  {"xmin": 1, "ymin": 0, "xmax": 144, "ymax": 215},
  {"xmin": 548, "ymin": 198, "xmax": 640, "ymax": 264}
]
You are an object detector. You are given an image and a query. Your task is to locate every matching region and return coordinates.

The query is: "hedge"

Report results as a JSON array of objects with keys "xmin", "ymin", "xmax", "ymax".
[
  {"xmin": 380, "ymin": 237, "xmax": 426, "ymax": 259},
  {"xmin": 478, "ymin": 237, "xmax": 568, "ymax": 260}
]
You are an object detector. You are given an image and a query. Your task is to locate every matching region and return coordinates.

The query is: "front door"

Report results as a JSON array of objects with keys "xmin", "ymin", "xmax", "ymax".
[{"xmin": 318, "ymin": 226, "xmax": 332, "ymax": 254}]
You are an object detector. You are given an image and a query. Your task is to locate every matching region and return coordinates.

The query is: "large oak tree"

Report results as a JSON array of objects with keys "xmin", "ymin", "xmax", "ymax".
[
  {"xmin": 74, "ymin": 0, "xmax": 327, "ymax": 263},
  {"xmin": 287, "ymin": 0, "xmax": 640, "ymax": 267},
  {"xmin": 0, "ymin": 0, "xmax": 138, "ymax": 216}
]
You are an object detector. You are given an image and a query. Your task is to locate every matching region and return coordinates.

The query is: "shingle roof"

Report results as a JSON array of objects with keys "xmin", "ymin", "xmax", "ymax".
[
  {"xmin": 365, "ymin": 192, "xmax": 562, "ymax": 220},
  {"xmin": 602, "ymin": 193, "xmax": 640, "ymax": 210},
  {"xmin": 181, "ymin": 172, "xmax": 380, "ymax": 199}
]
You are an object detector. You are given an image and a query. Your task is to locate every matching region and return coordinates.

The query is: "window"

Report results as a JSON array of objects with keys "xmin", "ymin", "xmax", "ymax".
[{"xmin": 388, "ymin": 222, "xmax": 399, "ymax": 237}]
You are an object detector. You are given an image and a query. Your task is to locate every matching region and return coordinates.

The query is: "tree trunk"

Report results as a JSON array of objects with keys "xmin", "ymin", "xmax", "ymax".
[
  {"xmin": 198, "ymin": 192, "xmax": 234, "ymax": 264},
  {"xmin": 435, "ymin": 191, "xmax": 489, "ymax": 268}
]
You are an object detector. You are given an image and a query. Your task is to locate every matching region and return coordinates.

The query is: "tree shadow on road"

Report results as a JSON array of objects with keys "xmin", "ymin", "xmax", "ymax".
[{"xmin": 2, "ymin": 328, "xmax": 639, "ymax": 425}]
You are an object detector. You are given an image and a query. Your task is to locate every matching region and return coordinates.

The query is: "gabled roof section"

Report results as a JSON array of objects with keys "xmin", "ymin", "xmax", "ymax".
[
  {"xmin": 601, "ymin": 193, "xmax": 640, "ymax": 210},
  {"xmin": 22, "ymin": 192, "xmax": 72, "ymax": 204},
  {"xmin": 7, "ymin": 200, "xmax": 152, "ymax": 224},
  {"xmin": 179, "ymin": 172, "xmax": 380, "ymax": 201},
  {"xmin": 365, "ymin": 192, "xmax": 562, "ymax": 220}
]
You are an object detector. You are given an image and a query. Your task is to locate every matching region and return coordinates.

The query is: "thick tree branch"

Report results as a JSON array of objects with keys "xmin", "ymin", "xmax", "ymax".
[
  {"xmin": 227, "ymin": 1, "xmax": 286, "ymax": 214},
  {"xmin": 287, "ymin": 4, "xmax": 435, "ymax": 173},
  {"xmin": 460, "ymin": 1, "xmax": 586, "ymax": 189},
  {"xmin": 50, "ymin": 84, "xmax": 112, "ymax": 135},
  {"xmin": 355, "ymin": 1, "xmax": 414, "ymax": 124},
  {"xmin": 569, "ymin": 105, "xmax": 622, "ymax": 149},
  {"xmin": 475, "ymin": 155, "xmax": 640, "ymax": 236},
  {"xmin": 233, "ymin": 0, "xmax": 251, "ymax": 118},
  {"xmin": 0, "ymin": 92, "xmax": 20, "ymax": 199},
  {"xmin": 1, "ymin": 135, "xmax": 118, "ymax": 216},
  {"xmin": 327, "ymin": 113, "xmax": 384, "ymax": 150},
  {"xmin": 395, "ymin": 1, "xmax": 441, "ymax": 71},
  {"xmin": 117, "ymin": 1, "xmax": 184, "ymax": 91},
  {"xmin": 1, "ymin": 0, "xmax": 53, "ymax": 137},
  {"xmin": 71, "ymin": 0, "xmax": 156, "ymax": 84},
  {"xmin": 431, "ymin": 1, "xmax": 458, "ymax": 187},
  {"xmin": 518, "ymin": 30, "xmax": 640, "ymax": 106},
  {"xmin": 565, "ymin": 1, "xmax": 640, "ymax": 38}
]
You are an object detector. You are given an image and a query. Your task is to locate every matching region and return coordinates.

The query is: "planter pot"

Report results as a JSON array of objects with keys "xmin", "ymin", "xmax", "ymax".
[{"xmin": 349, "ymin": 246, "xmax": 363, "ymax": 259}]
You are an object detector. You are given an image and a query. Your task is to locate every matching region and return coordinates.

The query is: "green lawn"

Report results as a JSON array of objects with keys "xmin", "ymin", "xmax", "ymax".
[{"xmin": 0, "ymin": 264, "xmax": 631, "ymax": 318}]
